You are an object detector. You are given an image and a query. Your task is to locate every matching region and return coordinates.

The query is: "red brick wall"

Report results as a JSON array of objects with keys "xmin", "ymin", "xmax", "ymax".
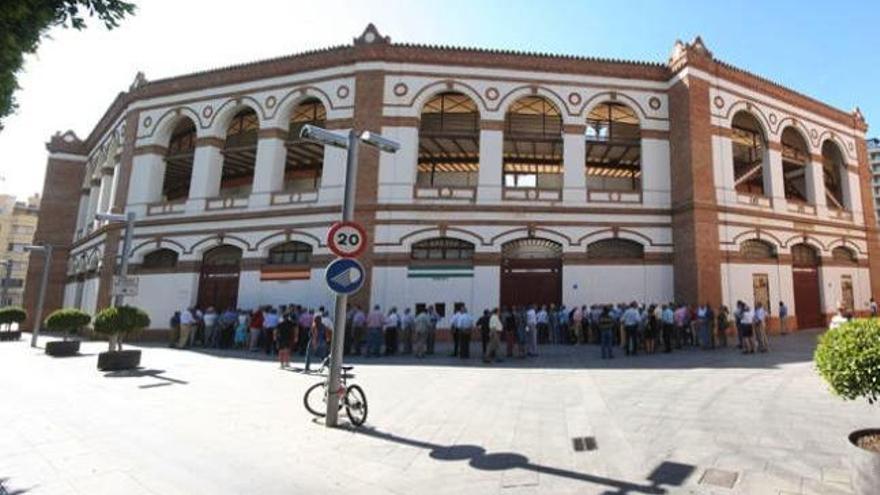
[
  {"xmin": 22, "ymin": 156, "xmax": 86, "ymax": 329},
  {"xmin": 348, "ymin": 69, "xmax": 385, "ymax": 310},
  {"xmin": 668, "ymin": 76, "xmax": 723, "ymax": 306}
]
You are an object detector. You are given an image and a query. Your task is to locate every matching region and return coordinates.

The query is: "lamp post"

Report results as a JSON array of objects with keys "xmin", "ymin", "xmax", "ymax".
[
  {"xmin": 300, "ymin": 124, "xmax": 399, "ymax": 427},
  {"xmin": 24, "ymin": 244, "xmax": 53, "ymax": 347},
  {"xmin": 0, "ymin": 258, "xmax": 12, "ymax": 306},
  {"xmin": 95, "ymin": 211, "xmax": 136, "ymax": 308}
]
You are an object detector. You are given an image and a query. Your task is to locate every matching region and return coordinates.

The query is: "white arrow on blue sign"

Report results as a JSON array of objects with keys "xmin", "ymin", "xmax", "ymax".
[{"xmin": 325, "ymin": 257, "xmax": 365, "ymax": 295}]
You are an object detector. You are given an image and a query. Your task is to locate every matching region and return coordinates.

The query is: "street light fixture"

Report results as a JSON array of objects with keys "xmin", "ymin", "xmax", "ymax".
[
  {"xmin": 24, "ymin": 244, "xmax": 52, "ymax": 347},
  {"xmin": 300, "ymin": 124, "xmax": 400, "ymax": 428}
]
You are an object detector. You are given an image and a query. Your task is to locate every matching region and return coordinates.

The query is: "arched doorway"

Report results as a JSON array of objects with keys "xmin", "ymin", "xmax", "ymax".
[
  {"xmin": 500, "ymin": 238, "xmax": 562, "ymax": 308},
  {"xmin": 791, "ymin": 243, "xmax": 823, "ymax": 329},
  {"xmin": 198, "ymin": 245, "xmax": 242, "ymax": 310}
]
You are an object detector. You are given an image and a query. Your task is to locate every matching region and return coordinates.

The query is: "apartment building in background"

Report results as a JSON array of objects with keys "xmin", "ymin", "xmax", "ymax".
[{"xmin": 0, "ymin": 194, "xmax": 40, "ymax": 306}]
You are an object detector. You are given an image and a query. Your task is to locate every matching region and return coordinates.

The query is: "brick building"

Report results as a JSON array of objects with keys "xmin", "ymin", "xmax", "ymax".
[{"xmin": 24, "ymin": 25, "xmax": 877, "ymax": 332}]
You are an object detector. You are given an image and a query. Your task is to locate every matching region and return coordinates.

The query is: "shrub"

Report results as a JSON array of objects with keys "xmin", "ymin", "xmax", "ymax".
[
  {"xmin": 93, "ymin": 305, "xmax": 150, "ymax": 339},
  {"xmin": 44, "ymin": 308, "xmax": 91, "ymax": 341},
  {"xmin": 815, "ymin": 318, "xmax": 880, "ymax": 405},
  {"xmin": 0, "ymin": 306, "xmax": 27, "ymax": 329}
]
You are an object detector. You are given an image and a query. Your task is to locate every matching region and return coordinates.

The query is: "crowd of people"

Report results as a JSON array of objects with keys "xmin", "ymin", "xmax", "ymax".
[{"xmin": 168, "ymin": 298, "xmax": 813, "ymax": 368}]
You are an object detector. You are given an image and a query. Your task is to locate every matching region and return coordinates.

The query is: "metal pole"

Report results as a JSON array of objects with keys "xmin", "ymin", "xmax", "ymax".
[
  {"xmin": 113, "ymin": 212, "xmax": 136, "ymax": 308},
  {"xmin": 1, "ymin": 258, "xmax": 12, "ymax": 307},
  {"xmin": 30, "ymin": 245, "xmax": 52, "ymax": 348},
  {"xmin": 326, "ymin": 129, "xmax": 360, "ymax": 427}
]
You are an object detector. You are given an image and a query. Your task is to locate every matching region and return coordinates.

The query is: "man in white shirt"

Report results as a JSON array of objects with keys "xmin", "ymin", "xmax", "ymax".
[
  {"xmin": 177, "ymin": 307, "xmax": 195, "ymax": 348},
  {"xmin": 753, "ymin": 302, "xmax": 769, "ymax": 353},
  {"xmin": 449, "ymin": 309, "xmax": 461, "ymax": 357},
  {"xmin": 383, "ymin": 307, "xmax": 400, "ymax": 356},
  {"xmin": 484, "ymin": 308, "xmax": 503, "ymax": 363},
  {"xmin": 525, "ymin": 305, "xmax": 538, "ymax": 357}
]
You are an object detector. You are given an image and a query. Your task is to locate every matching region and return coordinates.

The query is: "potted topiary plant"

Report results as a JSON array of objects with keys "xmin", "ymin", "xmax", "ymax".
[
  {"xmin": 43, "ymin": 308, "xmax": 91, "ymax": 357},
  {"xmin": 0, "ymin": 306, "xmax": 27, "ymax": 341},
  {"xmin": 93, "ymin": 305, "xmax": 150, "ymax": 371},
  {"xmin": 815, "ymin": 318, "xmax": 880, "ymax": 494}
]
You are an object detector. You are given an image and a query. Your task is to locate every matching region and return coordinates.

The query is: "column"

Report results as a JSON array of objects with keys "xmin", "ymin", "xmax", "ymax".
[
  {"xmin": 96, "ymin": 166, "xmax": 115, "ymax": 216},
  {"xmin": 74, "ymin": 189, "xmax": 89, "ymax": 238},
  {"xmin": 711, "ymin": 132, "xmax": 737, "ymax": 205},
  {"xmin": 477, "ymin": 127, "xmax": 503, "ymax": 202},
  {"xmin": 127, "ymin": 152, "xmax": 165, "ymax": 217},
  {"xmin": 805, "ymin": 158, "xmax": 827, "ymax": 215},
  {"xmin": 84, "ymin": 180, "xmax": 101, "ymax": 232},
  {"xmin": 319, "ymin": 137, "xmax": 347, "ymax": 204},
  {"xmin": 562, "ymin": 131, "xmax": 586, "ymax": 203},
  {"xmin": 249, "ymin": 129, "xmax": 287, "ymax": 208},
  {"xmin": 108, "ymin": 163, "xmax": 121, "ymax": 214},
  {"xmin": 845, "ymin": 168, "xmax": 862, "ymax": 217},
  {"xmin": 640, "ymin": 136, "xmax": 672, "ymax": 207},
  {"xmin": 767, "ymin": 145, "xmax": 787, "ymax": 212},
  {"xmin": 187, "ymin": 140, "xmax": 223, "ymax": 213},
  {"xmin": 376, "ymin": 126, "xmax": 417, "ymax": 203}
]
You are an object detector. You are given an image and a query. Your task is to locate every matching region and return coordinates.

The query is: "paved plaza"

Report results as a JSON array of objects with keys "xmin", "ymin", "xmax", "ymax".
[{"xmin": 0, "ymin": 330, "xmax": 875, "ymax": 495}]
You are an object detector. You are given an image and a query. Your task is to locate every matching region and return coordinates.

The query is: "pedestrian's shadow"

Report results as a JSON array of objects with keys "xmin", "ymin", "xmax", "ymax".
[
  {"xmin": 103, "ymin": 368, "xmax": 189, "ymax": 389},
  {"xmin": 350, "ymin": 427, "xmax": 694, "ymax": 494}
]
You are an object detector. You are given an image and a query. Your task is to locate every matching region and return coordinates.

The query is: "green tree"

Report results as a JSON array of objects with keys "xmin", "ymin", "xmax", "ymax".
[
  {"xmin": 815, "ymin": 318, "xmax": 880, "ymax": 405},
  {"xmin": 0, "ymin": 1, "xmax": 136, "ymax": 130},
  {"xmin": 44, "ymin": 308, "xmax": 91, "ymax": 341}
]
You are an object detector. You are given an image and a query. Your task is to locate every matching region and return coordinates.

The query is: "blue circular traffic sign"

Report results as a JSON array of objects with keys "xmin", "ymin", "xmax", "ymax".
[{"xmin": 325, "ymin": 258, "xmax": 365, "ymax": 295}]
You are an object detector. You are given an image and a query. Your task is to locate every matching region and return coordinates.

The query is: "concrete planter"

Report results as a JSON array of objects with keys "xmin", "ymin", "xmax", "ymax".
[
  {"xmin": 45, "ymin": 340, "xmax": 81, "ymax": 357},
  {"xmin": 97, "ymin": 350, "xmax": 141, "ymax": 371},
  {"xmin": 0, "ymin": 331, "xmax": 21, "ymax": 341},
  {"xmin": 849, "ymin": 429, "xmax": 880, "ymax": 495}
]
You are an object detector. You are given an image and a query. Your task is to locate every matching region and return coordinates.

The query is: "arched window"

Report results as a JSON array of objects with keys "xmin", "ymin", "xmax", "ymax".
[
  {"xmin": 267, "ymin": 241, "xmax": 312, "ymax": 265},
  {"xmin": 501, "ymin": 238, "xmax": 562, "ymax": 259},
  {"xmin": 731, "ymin": 112, "xmax": 767, "ymax": 196},
  {"xmin": 585, "ymin": 102, "xmax": 641, "ymax": 192},
  {"xmin": 418, "ymin": 92, "xmax": 480, "ymax": 189},
  {"xmin": 791, "ymin": 243, "xmax": 820, "ymax": 267},
  {"xmin": 781, "ymin": 127, "xmax": 810, "ymax": 203},
  {"xmin": 163, "ymin": 118, "xmax": 196, "ymax": 202},
  {"xmin": 142, "ymin": 248, "xmax": 179, "ymax": 269},
  {"xmin": 503, "ymin": 96, "xmax": 563, "ymax": 194},
  {"xmin": 587, "ymin": 238, "xmax": 644, "ymax": 259},
  {"xmin": 220, "ymin": 108, "xmax": 259, "ymax": 197},
  {"xmin": 285, "ymin": 99, "xmax": 326, "ymax": 192},
  {"xmin": 822, "ymin": 141, "xmax": 847, "ymax": 210},
  {"xmin": 411, "ymin": 237, "xmax": 474, "ymax": 261},
  {"xmin": 831, "ymin": 246, "xmax": 857, "ymax": 265},
  {"xmin": 740, "ymin": 239, "xmax": 776, "ymax": 259}
]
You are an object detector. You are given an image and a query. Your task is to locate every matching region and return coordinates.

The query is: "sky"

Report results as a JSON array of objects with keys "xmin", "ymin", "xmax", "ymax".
[{"xmin": 0, "ymin": 0, "xmax": 877, "ymax": 198}]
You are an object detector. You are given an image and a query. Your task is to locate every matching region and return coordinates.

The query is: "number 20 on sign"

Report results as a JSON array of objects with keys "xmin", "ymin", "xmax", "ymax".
[{"xmin": 327, "ymin": 221, "xmax": 367, "ymax": 258}]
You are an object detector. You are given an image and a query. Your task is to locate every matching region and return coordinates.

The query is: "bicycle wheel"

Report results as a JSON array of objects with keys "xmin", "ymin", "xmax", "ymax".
[
  {"xmin": 344, "ymin": 384, "xmax": 368, "ymax": 426},
  {"xmin": 303, "ymin": 382, "xmax": 327, "ymax": 417}
]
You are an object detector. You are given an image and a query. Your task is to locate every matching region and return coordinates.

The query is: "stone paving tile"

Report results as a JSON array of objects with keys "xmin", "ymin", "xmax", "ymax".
[{"xmin": 2, "ymin": 331, "xmax": 877, "ymax": 495}]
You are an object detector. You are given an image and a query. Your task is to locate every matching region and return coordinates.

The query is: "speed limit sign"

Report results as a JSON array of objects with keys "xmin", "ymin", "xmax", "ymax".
[{"xmin": 327, "ymin": 221, "xmax": 367, "ymax": 258}]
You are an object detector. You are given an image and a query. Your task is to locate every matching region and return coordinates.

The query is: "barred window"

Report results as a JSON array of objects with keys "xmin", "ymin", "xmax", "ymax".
[
  {"xmin": 740, "ymin": 239, "xmax": 776, "ymax": 259},
  {"xmin": 142, "ymin": 249, "xmax": 178, "ymax": 269},
  {"xmin": 831, "ymin": 246, "xmax": 857, "ymax": 265},
  {"xmin": 791, "ymin": 244, "xmax": 819, "ymax": 266},
  {"xmin": 587, "ymin": 238, "xmax": 644, "ymax": 259},
  {"xmin": 267, "ymin": 241, "xmax": 312, "ymax": 265},
  {"xmin": 411, "ymin": 238, "xmax": 474, "ymax": 261}
]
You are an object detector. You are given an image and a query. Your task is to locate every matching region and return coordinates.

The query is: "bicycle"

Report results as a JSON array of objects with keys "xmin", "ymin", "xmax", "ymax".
[{"xmin": 302, "ymin": 356, "xmax": 368, "ymax": 426}]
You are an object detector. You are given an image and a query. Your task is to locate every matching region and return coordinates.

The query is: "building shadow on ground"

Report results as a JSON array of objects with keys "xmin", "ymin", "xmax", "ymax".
[
  {"xmin": 0, "ymin": 477, "xmax": 31, "ymax": 495},
  {"xmin": 102, "ymin": 368, "xmax": 189, "ymax": 388},
  {"xmin": 349, "ymin": 427, "xmax": 694, "ymax": 494}
]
